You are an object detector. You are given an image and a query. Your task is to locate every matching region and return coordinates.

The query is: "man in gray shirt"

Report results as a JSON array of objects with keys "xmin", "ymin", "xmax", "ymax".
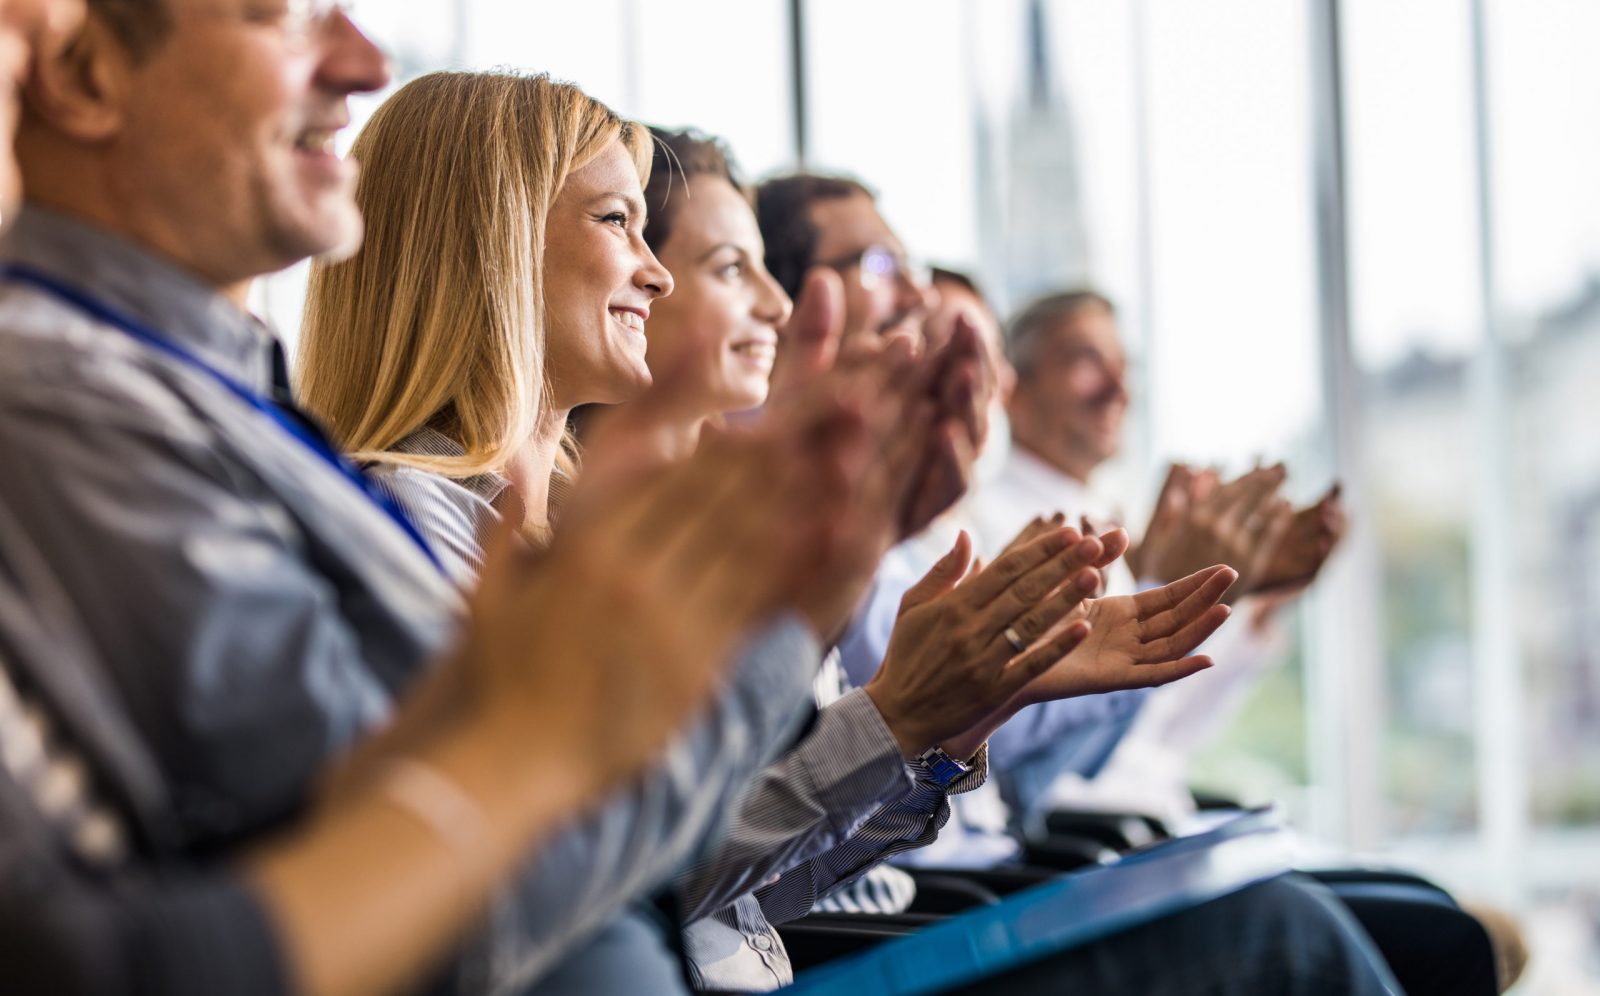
[{"xmin": 0, "ymin": 3, "xmax": 832, "ymax": 992}]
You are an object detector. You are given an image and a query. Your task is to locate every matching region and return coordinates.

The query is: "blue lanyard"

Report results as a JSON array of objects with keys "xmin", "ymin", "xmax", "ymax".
[{"xmin": 0, "ymin": 263, "xmax": 444, "ymax": 574}]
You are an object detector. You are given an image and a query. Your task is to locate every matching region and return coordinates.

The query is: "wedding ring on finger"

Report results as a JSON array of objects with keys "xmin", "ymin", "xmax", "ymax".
[{"xmin": 1003, "ymin": 626, "xmax": 1027, "ymax": 654}]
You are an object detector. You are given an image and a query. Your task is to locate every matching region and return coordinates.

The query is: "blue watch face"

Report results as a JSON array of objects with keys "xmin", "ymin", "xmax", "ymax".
[{"xmin": 919, "ymin": 748, "xmax": 969, "ymax": 787}]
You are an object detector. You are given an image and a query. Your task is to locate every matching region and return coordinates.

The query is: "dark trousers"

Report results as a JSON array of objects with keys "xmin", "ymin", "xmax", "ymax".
[
  {"xmin": 901, "ymin": 862, "xmax": 1496, "ymax": 995},
  {"xmin": 1329, "ymin": 880, "xmax": 1496, "ymax": 996},
  {"xmin": 937, "ymin": 874, "xmax": 1400, "ymax": 995}
]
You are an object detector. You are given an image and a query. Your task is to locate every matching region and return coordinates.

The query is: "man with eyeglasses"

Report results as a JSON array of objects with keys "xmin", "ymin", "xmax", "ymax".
[
  {"xmin": 757, "ymin": 174, "xmax": 937, "ymax": 348},
  {"xmin": 755, "ymin": 175, "xmax": 1158, "ymax": 880}
]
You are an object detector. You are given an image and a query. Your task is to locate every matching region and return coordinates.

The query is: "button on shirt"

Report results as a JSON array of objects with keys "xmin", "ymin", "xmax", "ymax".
[
  {"xmin": 0, "ymin": 205, "xmax": 819, "ymax": 994},
  {"xmin": 0, "ymin": 661, "xmax": 127, "ymax": 870}
]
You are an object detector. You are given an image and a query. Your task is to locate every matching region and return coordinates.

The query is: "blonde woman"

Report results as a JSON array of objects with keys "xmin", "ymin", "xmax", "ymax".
[{"xmin": 298, "ymin": 71, "xmax": 672, "ymax": 575}]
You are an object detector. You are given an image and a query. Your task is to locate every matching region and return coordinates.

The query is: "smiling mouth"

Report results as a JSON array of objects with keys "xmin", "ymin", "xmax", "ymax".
[
  {"xmin": 610, "ymin": 309, "xmax": 646, "ymax": 334},
  {"xmin": 730, "ymin": 341, "xmax": 777, "ymax": 363},
  {"xmin": 1083, "ymin": 403, "xmax": 1125, "ymax": 427},
  {"xmin": 295, "ymin": 129, "xmax": 340, "ymax": 155}
]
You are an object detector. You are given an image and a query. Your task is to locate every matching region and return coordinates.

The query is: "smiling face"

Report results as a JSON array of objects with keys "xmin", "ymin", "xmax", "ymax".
[
  {"xmin": 1008, "ymin": 302, "xmax": 1129, "ymax": 477},
  {"xmin": 808, "ymin": 190, "xmax": 934, "ymax": 342},
  {"xmin": 644, "ymin": 174, "xmax": 791, "ymax": 416},
  {"xmin": 542, "ymin": 140, "xmax": 675, "ymax": 409},
  {"xmin": 89, "ymin": 0, "xmax": 391, "ymax": 282}
]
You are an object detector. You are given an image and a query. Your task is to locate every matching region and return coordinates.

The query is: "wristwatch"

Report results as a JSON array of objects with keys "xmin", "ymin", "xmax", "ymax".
[{"xmin": 915, "ymin": 745, "xmax": 971, "ymax": 788}]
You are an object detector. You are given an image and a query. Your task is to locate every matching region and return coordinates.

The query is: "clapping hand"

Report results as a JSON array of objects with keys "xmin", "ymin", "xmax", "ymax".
[
  {"xmin": 1007, "ymin": 564, "xmax": 1237, "ymax": 708},
  {"xmin": 1130, "ymin": 463, "xmax": 1291, "ymax": 602},
  {"xmin": 864, "ymin": 525, "xmax": 1106, "ymax": 759},
  {"xmin": 768, "ymin": 264, "xmax": 985, "ymax": 538},
  {"xmin": 754, "ymin": 298, "xmax": 986, "ymax": 640},
  {"xmin": 979, "ymin": 514, "xmax": 1233, "ymax": 706},
  {"xmin": 1252, "ymin": 483, "xmax": 1347, "ymax": 595},
  {"xmin": 766, "ymin": 268, "xmax": 846, "ymax": 406},
  {"xmin": 458, "ymin": 383, "xmax": 878, "ymax": 802}
]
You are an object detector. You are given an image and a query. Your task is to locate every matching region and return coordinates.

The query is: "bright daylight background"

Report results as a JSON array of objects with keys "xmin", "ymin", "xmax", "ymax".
[{"xmin": 256, "ymin": 2, "xmax": 1600, "ymax": 990}]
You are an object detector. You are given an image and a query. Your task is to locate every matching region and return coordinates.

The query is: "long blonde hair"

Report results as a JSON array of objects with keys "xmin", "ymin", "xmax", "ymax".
[{"xmin": 296, "ymin": 71, "xmax": 652, "ymax": 479}]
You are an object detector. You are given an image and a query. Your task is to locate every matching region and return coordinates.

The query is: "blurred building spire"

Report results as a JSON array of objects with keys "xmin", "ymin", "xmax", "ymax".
[
  {"xmin": 1026, "ymin": 0, "xmax": 1052, "ymax": 110},
  {"xmin": 991, "ymin": 0, "xmax": 1091, "ymax": 313}
]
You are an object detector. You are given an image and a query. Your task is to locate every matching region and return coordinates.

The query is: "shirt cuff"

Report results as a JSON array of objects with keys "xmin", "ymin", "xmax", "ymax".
[
  {"xmin": 903, "ymin": 741, "xmax": 990, "ymax": 808},
  {"xmin": 795, "ymin": 689, "xmax": 916, "ymax": 837},
  {"xmin": 945, "ymin": 741, "xmax": 990, "ymax": 795}
]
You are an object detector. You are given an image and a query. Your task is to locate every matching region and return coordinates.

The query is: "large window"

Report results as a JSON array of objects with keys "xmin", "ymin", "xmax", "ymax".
[{"xmin": 1343, "ymin": 0, "xmax": 1482, "ymax": 839}]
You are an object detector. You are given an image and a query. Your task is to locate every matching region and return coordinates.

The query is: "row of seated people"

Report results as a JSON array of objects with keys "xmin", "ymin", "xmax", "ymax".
[{"xmin": 0, "ymin": 0, "xmax": 1520, "ymax": 993}]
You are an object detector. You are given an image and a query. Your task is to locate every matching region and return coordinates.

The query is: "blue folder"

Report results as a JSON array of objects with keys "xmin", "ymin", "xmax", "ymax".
[{"xmin": 786, "ymin": 807, "xmax": 1293, "ymax": 995}]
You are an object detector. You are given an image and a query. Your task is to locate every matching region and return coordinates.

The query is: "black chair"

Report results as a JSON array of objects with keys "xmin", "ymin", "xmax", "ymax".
[
  {"xmin": 776, "ymin": 917, "xmax": 916, "ymax": 972},
  {"xmin": 1019, "ymin": 833, "xmax": 1120, "ymax": 872},
  {"xmin": 1036, "ymin": 808, "xmax": 1171, "ymax": 851}
]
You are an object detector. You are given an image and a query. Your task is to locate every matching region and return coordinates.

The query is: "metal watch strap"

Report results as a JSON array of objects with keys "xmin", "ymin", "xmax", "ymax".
[{"xmin": 915, "ymin": 745, "xmax": 970, "ymax": 788}]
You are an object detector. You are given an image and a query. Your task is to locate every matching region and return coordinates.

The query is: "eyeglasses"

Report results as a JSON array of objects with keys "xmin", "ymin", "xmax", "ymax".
[
  {"xmin": 817, "ymin": 244, "xmax": 930, "ymax": 293},
  {"xmin": 229, "ymin": 0, "xmax": 350, "ymax": 44},
  {"xmin": 280, "ymin": 0, "xmax": 350, "ymax": 39}
]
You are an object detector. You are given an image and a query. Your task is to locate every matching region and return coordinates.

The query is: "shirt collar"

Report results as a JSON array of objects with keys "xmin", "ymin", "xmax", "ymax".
[
  {"xmin": 1000, "ymin": 445, "xmax": 1129, "ymax": 530},
  {"xmin": 389, "ymin": 427, "xmax": 512, "ymax": 505},
  {"xmin": 1001, "ymin": 445, "xmax": 1090, "ymax": 506},
  {"xmin": 0, "ymin": 204, "xmax": 278, "ymax": 394}
]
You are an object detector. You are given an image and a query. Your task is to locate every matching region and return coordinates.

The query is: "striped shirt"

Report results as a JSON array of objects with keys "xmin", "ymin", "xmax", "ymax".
[{"xmin": 685, "ymin": 651, "xmax": 990, "ymax": 991}]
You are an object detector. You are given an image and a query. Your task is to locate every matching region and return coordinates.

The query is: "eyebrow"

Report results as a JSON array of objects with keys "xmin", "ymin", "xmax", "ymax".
[
  {"xmin": 592, "ymin": 191, "xmax": 647, "ymax": 216},
  {"xmin": 695, "ymin": 242, "xmax": 745, "ymax": 263}
]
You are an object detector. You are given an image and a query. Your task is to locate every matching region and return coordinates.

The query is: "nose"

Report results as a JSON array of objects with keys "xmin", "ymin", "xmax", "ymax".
[
  {"xmin": 753, "ymin": 266, "xmax": 792, "ymax": 327},
  {"xmin": 316, "ymin": 9, "xmax": 393, "ymax": 97},
  {"xmin": 895, "ymin": 270, "xmax": 936, "ymax": 318},
  {"xmin": 1101, "ymin": 360, "xmax": 1130, "ymax": 404},
  {"xmin": 636, "ymin": 240, "xmax": 674, "ymax": 300}
]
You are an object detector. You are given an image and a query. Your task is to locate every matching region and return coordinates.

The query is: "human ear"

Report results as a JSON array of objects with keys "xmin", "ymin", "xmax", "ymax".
[{"xmin": 24, "ymin": 13, "xmax": 135, "ymax": 143}]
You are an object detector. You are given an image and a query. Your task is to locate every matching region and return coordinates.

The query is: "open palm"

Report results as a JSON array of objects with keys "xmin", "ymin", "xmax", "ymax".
[{"xmin": 1012, "ymin": 565, "xmax": 1236, "ymax": 706}]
